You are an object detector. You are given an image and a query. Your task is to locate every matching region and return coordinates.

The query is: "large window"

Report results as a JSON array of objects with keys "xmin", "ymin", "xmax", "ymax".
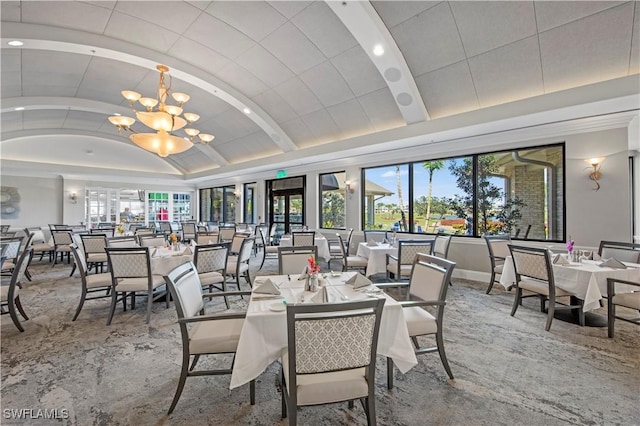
[
  {"xmin": 173, "ymin": 193, "xmax": 191, "ymax": 222},
  {"xmin": 363, "ymin": 144, "xmax": 565, "ymax": 241},
  {"xmin": 319, "ymin": 172, "xmax": 346, "ymax": 229},
  {"xmin": 199, "ymin": 186, "xmax": 236, "ymax": 224},
  {"xmin": 244, "ymin": 182, "xmax": 256, "ymax": 224}
]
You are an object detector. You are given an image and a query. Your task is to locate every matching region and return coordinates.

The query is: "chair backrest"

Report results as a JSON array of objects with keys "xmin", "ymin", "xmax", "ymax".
[
  {"xmin": 398, "ymin": 240, "xmax": 434, "ymax": 264},
  {"xmin": 598, "ymin": 241, "xmax": 640, "ymax": 263},
  {"xmin": 278, "ymin": 246, "xmax": 318, "ymax": 275},
  {"xmin": 237, "ymin": 237, "xmax": 255, "ymax": 264},
  {"xmin": 80, "ymin": 234, "xmax": 107, "ymax": 255},
  {"xmin": 0, "ymin": 237, "xmax": 23, "ymax": 261},
  {"xmin": 52, "ymin": 230, "xmax": 73, "ymax": 247},
  {"xmin": 194, "ymin": 244, "xmax": 228, "ymax": 274},
  {"xmin": 195, "ymin": 231, "xmax": 219, "ymax": 245},
  {"xmin": 106, "ymin": 236, "xmax": 139, "ymax": 248},
  {"xmin": 433, "ymin": 234, "xmax": 452, "ymax": 258},
  {"xmin": 285, "ymin": 299, "xmax": 385, "ymax": 379},
  {"xmin": 409, "ymin": 255, "xmax": 456, "ymax": 304},
  {"xmin": 257, "ymin": 227, "xmax": 269, "ymax": 248},
  {"xmin": 138, "ymin": 235, "xmax": 166, "ymax": 248},
  {"xmin": 219, "ymin": 227, "xmax": 236, "ymax": 242},
  {"xmin": 364, "ymin": 230, "xmax": 387, "ymax": 243},
  {"xmin": 90, "ymin": 227, "xmax": 115, "ymax": 237},
  {"xmin": 24, "ymin": 227, "xmax": 46, "ymax": 245},
  {"xmin": 70, "ymin": 244, "xmax": 89, "ymax": 279},
  {"xmin": 182, "ymin": 222, "xmax": 197, "ymax": 239},
  {"xmin": 159, "ymin": 222, "xmax": 173, "ymax": 233},
  {"xmin": 106, "ymin": 247, "xmax": 151, "ymax": 280},
  {"xmin": 484, "ymin": 234, "xmax": 511, "ymax": 264},
  {"xmin": 97, "ymin": 222, "xmax": 113, "ymax": 229},
  {"xmin": 345, "ymin": 228, "xmax": 354, "ymax": 253},
  {"xmin": 292, "ymin": 231, "xmax": 315, "ymax": 247},
  {"xmin": 236, "ymin": 223, "xmax": 249, "ymax": 231},
  {"xmin": 230, "ymin": 234, "xmax": 248, "ymax": 253},
  {"xmin": 49, "ymin": 224, "xmax": 70, "ymax": 231},
  {"xmin": 164, "ymin": 262, "xmax": 205, "ymax": 319},
  {"xmin": 7, "ymin": 248, "xmax": 32, "ymax": 299},
  {"xmin": 508, "ymin": 245, "xmax": 552, "ymax": 283}
]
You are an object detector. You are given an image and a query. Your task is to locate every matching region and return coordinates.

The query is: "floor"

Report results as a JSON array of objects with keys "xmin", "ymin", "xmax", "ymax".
[{"xmin": 1, "ymin": 254, "xmax": 638, "ymax": 426}]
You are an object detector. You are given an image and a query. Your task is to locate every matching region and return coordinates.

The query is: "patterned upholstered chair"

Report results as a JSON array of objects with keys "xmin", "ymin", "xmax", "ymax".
[
  {"xmin": 433, "ymin": 234, "xmax": 452, "ymax": 259},
  {"xmin": 292, "ymin": 231, "xmax": 315, "ymax": 247},
  {"xmin": 386, "ymin": 240, "xmax": 434, "ymax": 281},
  {"xmin": 483, "ymin": 234, "xmax": 511, "ymax": 294},
  {"xmin": 280, "ymin": 298, "xmax": 385, "ymax": 426},
  {"xmin": 598, "ymin": 241, "xmax": 640, "ymax": 263},
  {"xmin": 258, "ymin": 227, "xmax": 279, "ymax": 269},
  {"xmin": 80, "ymin": 234, "xmax": 109, "ymax": 273},
  {"xmin": 164, "ymin": 262, "xmax": 254, "ymax": 414},
  {"xmin": 194, "ymin": 243, "xmax": 228, "ymax": 306},
  {"xmin": 278, "ymin": 246, "xmax": 318, "ymax": 276},
  {"xmin": 138, "ymin": 234, "xmax": 166, "ymax": 248},
  {"xmin": 607, "ymin": 278, "xmax": 640, "ymax": 338},
  {"xmin": 106, "ymin": 236, "xmax": 139, "ymax": 248},
  {"xmin": 508, "ymin": 245, "xmax": 583, "ymax": 331},
  {"xmin": 195, "ymin": 231, "xmax": 219, "ymax": 245},
  {"xmin": 1, "ymin": 237, "xmax": 24, "ymax": 276},
  {"xmin": 225, "ymin": 237, "xmax": 254, "ymax": 291},
  {"xmin": 51, "ymin": 230, "xmax": 73, "ymax": 266},
  {"xmin": 180, "ymin": 222, "xmax": 197, "ymax": 242},
  {"xmin": 218, "ymin": 226, "xmax": 236, "ymax": 244},
  {"xmin": 378, "ymin": 255, "xmax": 456, "ymax": 389},
  {"xmin": 336, "ymin": 235, "xmax": 368, "ymax": 273},
  {"xmin": 363, "ymin": 230, "xmax": 387, "ymax": 243},
  {"xmin": 70, "ymin": 245, "xmax": 112, "ymax": 321},
  {"xmin": 0, "ymin": 248, "xmax": 32, "ymax": 332},
  {"xmin": 105, "ymin": 247, "xmax": 168, "ymax": 325}
]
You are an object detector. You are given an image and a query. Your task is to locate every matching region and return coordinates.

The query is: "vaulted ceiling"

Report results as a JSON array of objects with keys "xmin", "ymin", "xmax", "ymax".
[{"xmin": 1, "ymin": 1, "xmax": 639, "ymax": 184}]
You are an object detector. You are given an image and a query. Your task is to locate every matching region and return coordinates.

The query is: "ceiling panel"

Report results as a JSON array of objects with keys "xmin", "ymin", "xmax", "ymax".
[
  {"xmin": 168, "ymin": 37, "xmax": 230, "ymax": 74},
  {"xmin": 251, "ymin": 90, "xmax": 298, "ymax": 124},
  {"xmin": 22, "ymin": 50, "xmax": 90, "ymax": 85},
  {"xmin": 273, "ymin": 77, "xmax": 323, "ymax": 116},
  {"xmin": 357, "ymin": 87, "xmax": 405, "ymax": 131},
  {"xmin": 299, "ymin": 109, "xmax": 340, "ymax": 143},
  {"xmin": 450, "ymin": 1, "xmax": 537, "ymax": 57},
  {"xmin": 389, "ymin": 2, "xmax": 465, "ymax": 77},
  {"xmin": 22, "ymin": 109, "xmax": 68, "ymax": 130},
  {"xmin": 415, "ymin": 60, "xmax": 479, "ymax": 118},
  {"xmin": 0, "ymin": 111, "xmax": 23, "ymax": 133},
  {"xmin": 331, "ymin": 45, "xmax": 387, "ymax": 97},
  {"xmin": 0, "ymin": 1, "xmax": 21, "ymax": 22},
  {"xmin": 104, "ymin": 11, "xmax": 181, "ymax": 53},
  {"xmin": 215, "ymin": 62, "xmax": 269, "ymax": 98},
  {"xmin": 267, "ymin": 1, "xmax": 312, "ymax": 20},
  {"xmin": 469, "ymin": 36, "xmax": 544, "ymax": 108},
  {"xmin": 206, "ymin": 1, "xmax": 286, "ymax": 41},
  {"xmin": 372, "ymin": 1, "xmax": 440, "ymax": 28},
  {"xmin": 326, "ymin": 98, "xmax": 374, "ymax": 138},
  {"xmin": 631, "ymin": 3, "xmax": 640, "ymax": 74},
  {"xmin": 261, "ymin": 22, "xmax": 326, "ymax": 74},
  {"xmin": 22, "ymin": 85, "xmax": 78, "ymax": 98},
  {"xmin": 278, "ymin": 117, "xmax": 315, "ymax": 147},
  {"xmin": 216, "ymin": 131, "xmax": 280, "ymax": 163},
  {"xmin": 183, "ymin": 12, "xmax": 255, "ymax": 60},
  {"xmin": 114, "ymin": 1, "xmax": 202, "ymax": 34},
  {"xmin": 535, "ymin": 1, "xmax": 625, "ymax": 32},
  {"xmin": 211, "ymin": 108, "xmax": 262, "ymax": 140},
  {"xmin": 21, "ymin": 1, "xmax": 112, "ymax": 34},
  {"xmin": 236, "ymin": 44, "xmax": 295, "ymax": 87},
  {"xmin": 539, "ymin": 2, "xmax": 634, "ymax": 93},
  {"xmin": 291, "ymin": 1, "xmax": 358, "ymax": 59},
  {"xmin": 62, "ymin": 110, "xmax": 110, "ymax": 132},
  {"xmin": 299, "ymin": 60, "xmax": 354, "ymax": 108}
]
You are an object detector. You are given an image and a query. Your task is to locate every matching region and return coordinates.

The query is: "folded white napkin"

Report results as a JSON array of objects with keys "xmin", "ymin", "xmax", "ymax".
[
  {"xmin": 183, "ymin": 247, "xmax": 193, "ymax": 255},
  {"xmin": 553, "ymin": 253, "xmax": 570, "ymax": 265},
  {"xmin": 310, "ymin": 286, "xmax": 328, "ymax": 303},
  {"xmin": 191, "ymin": 239, "xmax": 197, "ymax": 248},
  {"xmin": 254, "ymin": 278, "xmax": 281, "ymax": 294},
  {"xmin": 151, "ymin": 248, "xmax": 158, "ymax": 257},
  {"xmin": 600, "ymin": 258, "xmax": 627, "ymax": 269},
  {"xmin": 345, "ymin": 273, "xmax": 372, "ymax": 289},
  {"xmin": 366, "ymin": 240, "xmax": 378, "ymax": 247},
  {"xmin": 298, "ymin": 266, "xmax": 308, "ymax": 280}
]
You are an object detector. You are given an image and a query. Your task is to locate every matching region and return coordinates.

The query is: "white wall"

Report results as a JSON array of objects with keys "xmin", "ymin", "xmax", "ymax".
[{"xmin": 0, "ymin": 175, "xmax": 63, "ymax": 228}]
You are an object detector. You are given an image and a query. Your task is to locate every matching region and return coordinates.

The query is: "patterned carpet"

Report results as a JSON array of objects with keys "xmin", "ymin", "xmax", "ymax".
[{"xmin": 1, "ymin": 254, "xmax": 638, "ymax": 426}]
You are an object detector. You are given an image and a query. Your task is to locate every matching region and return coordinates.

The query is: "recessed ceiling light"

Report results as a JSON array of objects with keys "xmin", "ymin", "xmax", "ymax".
[
  {"xmin": 8, "ymin": 40, "xmax": 23, "ymax": 47},
  {"xmin": 113, "ymin": 112, "xmax": 121, "ymax": 116},
  {"xmin": 243, "ymin": 107, "xmax": 251, "ymax": 114},
  {"xmin": 14, "ymin": 107, "xmax": 24, "ymax": 111},
  {"xmin": 373, "ymin": 44, "xmax": 384, "ymax": 56}
]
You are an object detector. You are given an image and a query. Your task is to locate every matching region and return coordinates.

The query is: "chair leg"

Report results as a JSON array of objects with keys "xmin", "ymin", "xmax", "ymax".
[
  {"xmin": 280, "ymin": 369, "xmax": 287, "ymax": 419},
  {"xmin": 15, "ymin": 296, "xmax": 29, "ymax": 320},
  {"xmin": 545, "ymin": 301, "xmax": 555, "ymax": 331},
  {"xmin": 608, "ymin": 296, "xmax": 615, "ymax": 338},
  {"xmin": 362, "ymin": 396, "xmax": 376, "ymax": 426},
  {"xmin": 189, "ymin": 355, "xmax": 200, "ymax": 371},
  {"xmin": 106, "ymin": 290, "xmax": 118, "ymax": 326},
  {"xmin": 436, "ymin": 331, "xmax": 454, "ymax": 379},
  {"xmin": 386, "ymin": 357, "xmax": 394, "ymax": 390},
  {"xmin": 8, "ymin": 299, "xmax": 25, "ymax": 332},
  {"xmin": 250, "ymin": 379, "xmax": 255, "ymax": 405},
  {"xmin": 486, "ymin": 271, "xmax": 495, "ymax": 294},
  {"xmin": 72, "ymin": 289, "xmax": 87, "ymax": 321},
  {"xmin": 69, "ymin": 262, "xmax": 76, "ymax": 277},
  {"xmin": 146, "ymin": 292, "xmax": 153, "ymax": 324},
  {"xmin": 168, "ymin": 351, "xmax": 190, "ymax": 414},
  {"xmin": 510, "ymin": 287, "xmax": 521, "ymax": 316}
]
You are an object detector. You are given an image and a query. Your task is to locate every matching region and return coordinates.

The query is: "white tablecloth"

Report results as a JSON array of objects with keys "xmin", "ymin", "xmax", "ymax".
[
  {"xmin": 279, "ymin": 235, "xmax": 330, "ymax": 261},
  {"xmin": 229, "ymin": 272, "xmax": 417, "ymax": 389},
  {"xmin": 150, "ymin": 246, "xmax": 193, "ymax": 276},
  {"xmin": 500, "ymin": 257, "xmax": 640, "ymax": 312},
  {"xmin": 356, "ymin": 243, "xmax": 398, "ymax": 277}
]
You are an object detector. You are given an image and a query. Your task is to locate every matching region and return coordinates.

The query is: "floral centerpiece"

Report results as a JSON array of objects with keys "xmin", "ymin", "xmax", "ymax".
[
  {"xmin": 306, "ymin": 256, "xmax": 320, "ymax": 292},
  {"xmin": 169, "ymin": 232, "xmax": 179, "ymax": 249},
  {"xmin": 567, "ymin": 236, "xmax": 576, "ymax": 261}
]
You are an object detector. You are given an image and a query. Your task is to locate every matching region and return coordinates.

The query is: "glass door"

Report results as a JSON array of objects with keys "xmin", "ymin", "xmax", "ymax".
[{"xmin": 270, "ymin": 190, "xmax": 304, "ymax": 239}]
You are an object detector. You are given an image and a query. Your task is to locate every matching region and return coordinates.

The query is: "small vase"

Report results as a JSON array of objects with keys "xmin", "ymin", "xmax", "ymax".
[{"xmin": 306, "ymin": 274, "xmax": 318, "ymax": 292}]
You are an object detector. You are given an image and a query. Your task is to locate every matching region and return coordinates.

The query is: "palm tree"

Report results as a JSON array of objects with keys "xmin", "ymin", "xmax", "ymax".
[
  {"xmin": 422, "ymin": 160, "xmax": 445, "ymax": 229},
  {"xmin": 395, "ymin": 166, "xmax": 406, "ymax": 230}
]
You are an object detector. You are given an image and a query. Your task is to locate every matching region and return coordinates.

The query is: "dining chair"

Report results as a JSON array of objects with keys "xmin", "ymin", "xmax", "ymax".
[
  {"xmin": 364, "ymin": 230, "xmax": 388, "ymax": 243},
  {"xmin": 195, "ymin": 231, "xmax": 219, "ymax": 245},
  {"xmin": 90, "ymin": 227, "xmax": 115, "ymax": 237},
  {"xmin": 80, "ymin": 234, "xmax": 109, "ymax": 274},
  {"xmin": 258, "ymin": 227, "xmax": 279, "ymax": 269},
  {"xmin": 598, "ymin": 241, "xmax": 640, "ymax": 263},
  {"xmin": 181, "ymin": 222, "xmax": 197, "ymax": 242},
  {"xmin": 336, "ymin": 235, "xmax": 368, "ymax": 273},
  {"xmin": 225, "ymin": 237, "xmax": 254, "ymax": 291},
  {"xmin": 229, "ymin": 234, "xmax": 248, "ymax": 256},
  {"xmin": 292, "ymin": 231, "xmax": 315, "ymax": 247},
  {"xmin": 378, "ymin": 255, "xmax": 456, "ymax": 389},
  {"xmin": 483, "ymin": 234, "xmax": 511, "ymax": 294},
  {"xmin": 433, "ymin": 234, "xmax": 452, "ymax": 259},
  {"xmin": 138, "ymin": 234, "xmax": 166, "ymax": 248},
  {"xmin": 194, "ymin": 243, "xmax": 228, "ymax": 305},
  {"xmin": 219, "ymin": 226, "xmax": 236, "ymax": 244},
  {"xmin": 106, "ymin": 236, "xmax": 139, "ymax": 248},
  {"xmin": 278, "ymin": 246, "xmax": 318, "ymax": 275},
  {"xmin": 386, "ymin": 240, "xmax": 434, "ymax": 281},
  {"xmin": 51, "ymin": 230, "xmax": 73, "ymax": 266},
  {"xmin": 280, "ymin": 298, "xmax": 385, "ymax": 426},
  {"xmin": 105, "ymin": 247, "xmax": 168, "ymax": 325},
  {"xmin": 606, "ymin": 278, "xmax": 640, "ymax": 338},
  {"xmin": 0, "ymin": 248, "xmax": 32, "ymax": 332},
  {"xmin": 508, "ymin": 245, "xmax": 583, "ymax": 331},
  {"xmin": 70, "ymin": 245, "xmax": 112, "ymax": 321},
  {"xmin": 1, "ymin": 237, "xmax": 24, "ymax": 276},
  {"xmin": 163, "ymin": 262, "xmax": 254, "ymax": 414}
]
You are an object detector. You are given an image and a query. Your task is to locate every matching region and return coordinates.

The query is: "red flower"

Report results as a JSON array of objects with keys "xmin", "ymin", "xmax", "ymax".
[{"xmin": 307, "ymin": 256, "xmax": 320, "ymax": 274}]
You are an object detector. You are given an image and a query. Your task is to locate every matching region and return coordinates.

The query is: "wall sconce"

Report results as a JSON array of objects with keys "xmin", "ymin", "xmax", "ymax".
[
  {"xmin": 233, "ymin": 190, "xmax": 241, "ymax": 201},
  {"xmin": 345, "ymin": 181, "xmax": 355, "ymax": 197},
  {"xmin": 584, "ymin": 157, "xmax": 605, "ymax": 191},
  {"xmin": 69, "ymin": 192, "xmax": 78, "ymax": 204}
]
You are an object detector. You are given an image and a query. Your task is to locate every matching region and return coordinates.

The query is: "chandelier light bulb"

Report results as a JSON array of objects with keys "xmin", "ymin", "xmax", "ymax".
[
  {"xmin": 139, "ymin": 97, "xmax": 158, "ymax": 110},
  {"xmin": 185, "ymin": 128, "xmax": 200, "ymax": 137},
  {"xmin": 172, "ymin": 92, "xmax": 190, "ymax": 105},
  {"xmin": 121, "ymin": 90, "xmax": 141, "ymax": 102},
  {"xmin": 164, "ymin": 105, "xmax": 183, "ymax": 116},
  {"xmin": 183, "ymin": 113, "xmax": 200, "ymax": 124},
  {"xmin": 199, "ymin": 134, "xmax": 214, "ymax": 143}
]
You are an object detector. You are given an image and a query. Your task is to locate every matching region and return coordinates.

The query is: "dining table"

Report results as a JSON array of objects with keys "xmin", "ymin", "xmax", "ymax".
[
  {"xmin": 356, "ymin": 242, "xmax": 398, "ymax": 277},
  {"xmin": 500, "ymin": 256, "xmax": 640, "ymax": 313},
  {"xmin": 229, "ymin": 271, "xmax": 417, "ymax": 390},
  {"xmin": 149, "ymin": 245, "xmax": 194, "ymax": 276},
  {"xmin": 278, "ymin": 234, "xmax": 331, "ymax": 261}
]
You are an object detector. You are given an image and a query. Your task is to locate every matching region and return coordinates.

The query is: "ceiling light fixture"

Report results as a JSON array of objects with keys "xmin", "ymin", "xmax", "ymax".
[
  {"xmin": 8, "ymin": 40, "xmax": 23, "ymax": 46},
  {"xmin": 373, "ymin": 44, "xmax": 384, "ymax": 56},
  {"xmin": 108, "ymin": 64, "xmax": 214, "ymax": 157},
  {"xmin": 14, "ymin": 107, "xmax": 24, "ymax": 111},
  {"xmin": 243, "ymin": 107, "xmax": 251, "ymax": 114}
]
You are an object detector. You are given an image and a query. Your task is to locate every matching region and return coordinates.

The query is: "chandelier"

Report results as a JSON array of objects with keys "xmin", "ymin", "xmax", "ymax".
[{"xmin": 108, "ymin": 64, "xmax": 214, "ymax": 157}]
